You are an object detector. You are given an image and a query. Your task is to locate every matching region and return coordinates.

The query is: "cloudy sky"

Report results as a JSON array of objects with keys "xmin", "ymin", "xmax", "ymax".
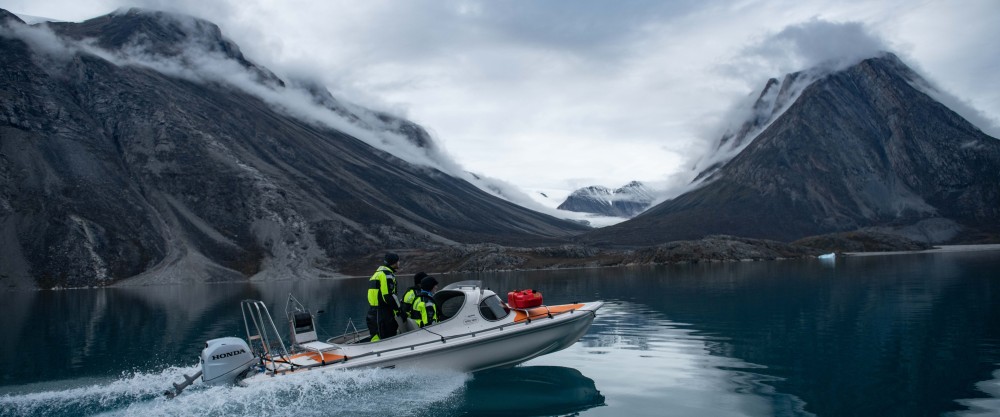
[{"xmin": 4, "ymin": 0, "xmax": 999, "ymax": 205}]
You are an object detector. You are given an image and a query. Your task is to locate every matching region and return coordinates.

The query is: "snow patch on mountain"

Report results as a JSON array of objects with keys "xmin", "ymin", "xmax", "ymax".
[{"xmin": 557, "ymin": 181, "xmax": 655, "ymax": 218}]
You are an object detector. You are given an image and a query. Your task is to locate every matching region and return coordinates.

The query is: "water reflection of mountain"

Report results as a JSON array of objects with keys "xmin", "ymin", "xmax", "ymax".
[
  {"xmin": 476, "ymin": 254, "xmax": 1000, "ymax": 417},
  {"xmin": 0, "ymin": 285, "xmax": 253, "ymax": 386},
  {"xmin": 0, "ymin": 279, "xmax": 374, "ymax": 386},
  {"xmin": 459, "ymin": 366, "xmax": 604, "ymax": 416},
  {"xmin": 5, "ymin": 254, "xmax": 996, "ymax": 416}
]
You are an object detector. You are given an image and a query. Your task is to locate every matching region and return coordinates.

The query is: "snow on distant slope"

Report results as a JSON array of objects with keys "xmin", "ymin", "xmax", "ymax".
[{"xmin": 557, "ymin": 181, "xmax": 654, "ymax": 218}]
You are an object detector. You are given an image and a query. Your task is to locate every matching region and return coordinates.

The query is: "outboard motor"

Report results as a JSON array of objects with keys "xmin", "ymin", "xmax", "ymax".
[{"xmin": 201, "ymin": 337, "xmax": 255, "ymax": 385}]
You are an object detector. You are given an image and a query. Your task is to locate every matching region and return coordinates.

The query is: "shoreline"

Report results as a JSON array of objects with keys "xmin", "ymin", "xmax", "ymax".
[
  {"xmin": 10, "ymin": 243, "xmax": 1000, "ymax": 291},
  {"xmin": 844, "ymin": 244, "xmax": 1000, "ymax": 257}
]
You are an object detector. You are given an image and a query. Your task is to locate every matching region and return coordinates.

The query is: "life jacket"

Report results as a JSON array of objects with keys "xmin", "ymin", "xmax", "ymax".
[
  {"xmin": 367, "ymin": 265, "xmax": 398, "ymax": 310},
  {"xmin": 411, "ymin": 292, "xmax": 438, "ymax": 327},
  {"xmin": 401, "ymin": 286, "xmax": 420, "ymax": 316}
]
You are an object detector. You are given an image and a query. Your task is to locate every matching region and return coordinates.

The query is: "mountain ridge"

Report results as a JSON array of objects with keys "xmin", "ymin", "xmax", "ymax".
[
  {"xmin": 0, "ymin": 8, "xmax": 589, "ymax": 288},
  {"xmin": 4, "ymin": 10, "xmax": 997, "ymax": 288},
  {"xmin": 584, "ymin": 53, "xmax": 1000, "ymax": 246}
]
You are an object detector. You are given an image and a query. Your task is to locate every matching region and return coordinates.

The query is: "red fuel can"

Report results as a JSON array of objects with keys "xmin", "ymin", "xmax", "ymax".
[{"xmin": 507, "ymin": 289, "xmax": 543, "ymax": 308}]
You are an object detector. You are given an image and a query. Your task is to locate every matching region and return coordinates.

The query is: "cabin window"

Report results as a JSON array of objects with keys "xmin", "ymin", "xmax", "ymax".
[
  {"xmin": 479, "ymin": 294, "xmax": 510, "ymax": 321},
  {"xmin": 434, "ymin": 291, "xmax": 466, "ymax": 321}
]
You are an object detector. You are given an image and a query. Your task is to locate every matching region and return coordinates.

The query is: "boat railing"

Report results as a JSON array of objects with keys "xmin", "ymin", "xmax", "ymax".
[
  {"xmin": 326, "ymin": 318, "xmax": 367, "ymax": 345},
  {"xmin": 241, "ymin": 299, "xmax": 291, "ymax": 363}
]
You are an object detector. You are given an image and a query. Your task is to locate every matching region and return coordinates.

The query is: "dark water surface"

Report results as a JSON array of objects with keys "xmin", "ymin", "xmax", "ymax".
[{"xmin": 1, "ymin": 251, "xmax": 998, "ymax": 416}]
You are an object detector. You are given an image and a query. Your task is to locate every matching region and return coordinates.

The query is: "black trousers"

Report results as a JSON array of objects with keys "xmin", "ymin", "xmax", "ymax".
[{"xmin": 366, "ymin": 305, "xmax": 398, "ymax": 341}]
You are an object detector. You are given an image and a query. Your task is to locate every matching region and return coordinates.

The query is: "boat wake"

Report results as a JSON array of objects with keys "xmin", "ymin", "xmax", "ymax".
[
  {"xmin": 948, "ymin": 369, "xmax": 1000, "ymax": 417},
  {"xmin": 0, "ymin": 364, "xmax": 469, "ymax": 417}
]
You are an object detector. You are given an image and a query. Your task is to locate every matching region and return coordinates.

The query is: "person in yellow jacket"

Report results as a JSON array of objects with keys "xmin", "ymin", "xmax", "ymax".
[
  {"xmin": 366, "ymin": 252, "xmax": 403, "ymax": 342},
  {"xmin": 400, "ymin": 271, "xmax": 427, "ymax": 319},
  {"xmin": 411, "ymin": 276, "xmax": 439, "ymax": 327}
]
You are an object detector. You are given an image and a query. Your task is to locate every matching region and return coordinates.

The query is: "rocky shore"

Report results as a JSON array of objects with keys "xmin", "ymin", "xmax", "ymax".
[
  {"xmin": 338, "ymin": 235, "xmax": 826, "ymax": 276},
  {"xmin": 338, "ymin": 230, "xmax": 977, "ymax": 277},
  {"xmin": 21, "ymin": 231, "xmax": 993, "ymax": 288}
]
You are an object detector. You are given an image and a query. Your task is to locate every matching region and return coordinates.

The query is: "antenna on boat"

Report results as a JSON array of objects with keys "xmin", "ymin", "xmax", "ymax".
[{"xmin": 285, "ymin": 293, "xmax": 308, "ymax": 317}]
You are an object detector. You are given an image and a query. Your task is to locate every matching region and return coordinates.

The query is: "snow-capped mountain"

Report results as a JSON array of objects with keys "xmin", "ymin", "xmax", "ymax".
[{"xmin": 557, "ymin": 181, "xmax": 654, "ymax": 218}]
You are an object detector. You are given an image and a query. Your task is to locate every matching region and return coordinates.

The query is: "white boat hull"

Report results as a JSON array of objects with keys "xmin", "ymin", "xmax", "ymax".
[
  {"xmin": 240, "ymin": 298, "xmax": 602, "ymax": 385},
  {"xmin": 341, "ymin": 304, "xmax": 597, "ymax": 372}
]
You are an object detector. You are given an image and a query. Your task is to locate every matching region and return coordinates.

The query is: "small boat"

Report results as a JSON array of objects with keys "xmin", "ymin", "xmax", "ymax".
[{"xmin": 167, "ymin": 281, "xmax": 603, "ymax": 396}]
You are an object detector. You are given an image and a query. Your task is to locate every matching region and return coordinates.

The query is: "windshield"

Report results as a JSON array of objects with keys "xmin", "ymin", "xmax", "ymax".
[{"xmin": 479, "ymin": 294, "xmax": 510, "ymax": 321}]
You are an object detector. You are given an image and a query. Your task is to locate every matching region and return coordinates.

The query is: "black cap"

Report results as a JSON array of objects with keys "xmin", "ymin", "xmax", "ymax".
[
  {"xmin": 420, "ymin": 276, "xmax": 439, "ymax": 291},
  {"xmin": 413, "ymin": 272, "xmax": 428, "ymax": 286},
  {"xmin": 383, "ymin": 252, "xmax": 399, "ymax": 266}
]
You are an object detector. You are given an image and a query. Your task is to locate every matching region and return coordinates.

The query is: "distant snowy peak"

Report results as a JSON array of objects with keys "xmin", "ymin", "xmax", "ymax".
[
  {"xmin": 557, "ymin": 181, "xmax": 654, "ymax": 218},
  {"xmin": 568, "ymin": 186, "xmax": 615, "ymax": 206},
  {"xmin": 615, "ymin": 181, "xmax": 655, "ymax": 202}
]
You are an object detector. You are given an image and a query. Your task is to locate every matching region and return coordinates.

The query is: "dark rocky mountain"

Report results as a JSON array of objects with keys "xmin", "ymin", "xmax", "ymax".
[
  {"xmin": 693, "ymin": 72, "xmax": 809, "ymax": 183},
  {"xmin": 0, "ymin": 9, "xmax": 588, "ymax": 288},
  {"xmin": 585, "ymin": 53, "xmax": 1000, "ymax": 246},
  {"xmin": 557, "ymin": 181, "xmax": 654, "ymax": 218}
]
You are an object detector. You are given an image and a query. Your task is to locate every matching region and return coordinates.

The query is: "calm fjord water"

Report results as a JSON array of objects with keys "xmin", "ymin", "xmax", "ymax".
[{"xmin": 1, "ymin": 251, "xmax": 998, "ymax": 416}]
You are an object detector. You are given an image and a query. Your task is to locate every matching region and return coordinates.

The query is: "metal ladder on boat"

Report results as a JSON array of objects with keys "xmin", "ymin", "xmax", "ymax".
[{"xmin": 241, "ymin": 299, "xmax": 291, "ymax": 370}]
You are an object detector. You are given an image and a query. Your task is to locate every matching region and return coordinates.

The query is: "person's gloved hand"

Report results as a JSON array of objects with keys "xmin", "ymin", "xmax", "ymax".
[{"xmin": 397, "ymin": 310, "xmax": 407, "ymax": 319}]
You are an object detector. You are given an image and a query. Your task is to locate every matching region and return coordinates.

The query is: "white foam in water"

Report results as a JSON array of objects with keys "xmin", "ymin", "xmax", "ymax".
[
  {"xmin": 948, "ymin": 369, "xmax": 1000, "ymax": 417},
  {"xmin": 0, "ymin": 364, "xmax": 470, "ymax": 417},
  {"xmin": 0, "ymin": 365, "xmax": 201, "ymax": 416}
]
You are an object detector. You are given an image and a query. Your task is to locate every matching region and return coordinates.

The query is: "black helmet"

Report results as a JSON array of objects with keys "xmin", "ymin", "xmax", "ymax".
[
  {"xmin": 383, "ymin": 252, "xmax": 400, "ymax": 266},
  {"xmin": 420, "ymin": 276, "xmax": 439, "ymax": 291},
  {"xmin": 413, "ymin": 271, "xmax": 428, "ymax": 286}
]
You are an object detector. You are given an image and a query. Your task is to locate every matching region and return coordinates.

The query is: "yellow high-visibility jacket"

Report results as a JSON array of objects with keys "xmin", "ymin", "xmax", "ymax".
[
  {"xmin": 411, "ymin": 292, "xmax": 438, "ymax": 327},
  {"xmin": 401, "ymin": 286, "xmax": 419, "ymax": 316},
  {"xmin": 367, "ymin": 266, "xmax": 399, "ymax": 313}
]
